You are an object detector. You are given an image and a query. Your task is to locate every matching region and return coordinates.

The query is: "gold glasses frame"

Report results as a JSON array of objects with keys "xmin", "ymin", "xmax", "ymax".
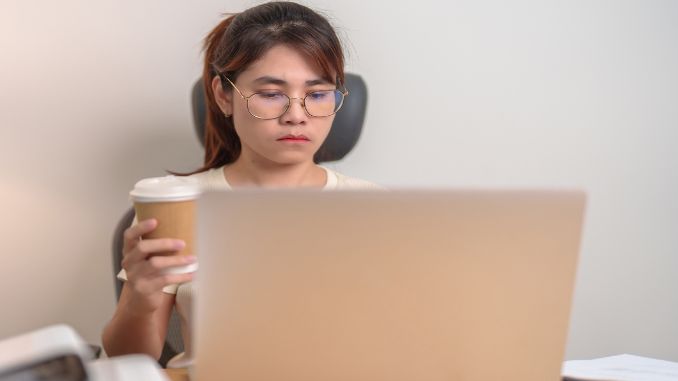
[{"xmin": 219, "ymin": 74, "xmax": 349, "ymax": 120}]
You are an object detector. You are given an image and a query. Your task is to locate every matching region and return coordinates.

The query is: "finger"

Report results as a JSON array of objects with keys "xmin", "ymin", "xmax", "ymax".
[
  {"xmin": 159, "ymin": 272, "xmax": 195, "ymax": 287},
  {"xmin": 136, "ymin": 239, "xmax": 185, "ymax": 257},
  {"xmin": 122, "ymin": 219, "xmax": 158, "ymax": 253},
  {"xmin": 139, "ymin": 272, "xmax": 195, "ymax": 294},
  {"xmin": 122, "ymin": 238, "xmax": 185, "ymax": 270},
  {"xmin": 146, "ymin": 255, "xmax": 197, "ymax": 274},
  {"xmin": 125, "ymin": 260, "xmax": 195, "ymax": 294}
]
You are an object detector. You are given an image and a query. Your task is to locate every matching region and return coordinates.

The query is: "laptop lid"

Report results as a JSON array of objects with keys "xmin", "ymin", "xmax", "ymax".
[{"xmin": 194, "ymin": 190, "xmax": 586, "ymax": 381}]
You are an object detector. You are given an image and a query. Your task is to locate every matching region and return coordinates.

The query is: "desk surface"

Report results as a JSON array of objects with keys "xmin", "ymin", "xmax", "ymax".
[{"xmin": 164, "ymin": 368, "xmax": 189, "ymax": 381}]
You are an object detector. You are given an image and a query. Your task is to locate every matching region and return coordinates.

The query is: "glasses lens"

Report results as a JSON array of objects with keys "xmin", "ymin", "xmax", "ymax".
[
  {"xmin": 305, "ymin": 90, "xmax": 344, "ymax": 117},
  {"xmin": 248, "ymin": 92, "xmax": 290, "ymax": 119}
]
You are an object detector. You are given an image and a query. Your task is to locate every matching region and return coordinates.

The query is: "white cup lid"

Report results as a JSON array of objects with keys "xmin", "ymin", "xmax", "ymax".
[{"xmin": 129, "ymin": 176, "xmax": 201, "ymax": 202}]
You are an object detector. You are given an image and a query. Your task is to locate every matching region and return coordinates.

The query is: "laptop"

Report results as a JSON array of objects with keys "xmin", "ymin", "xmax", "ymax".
[{"xmin": 193, "ymin": 190, "xmax": 586, "ymax": 381}]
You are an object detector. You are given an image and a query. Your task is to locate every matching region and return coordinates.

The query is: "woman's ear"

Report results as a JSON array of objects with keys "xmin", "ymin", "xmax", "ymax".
[{"xmin": 212, "ymin": 76, "xmax": 233, "ymax": 116}]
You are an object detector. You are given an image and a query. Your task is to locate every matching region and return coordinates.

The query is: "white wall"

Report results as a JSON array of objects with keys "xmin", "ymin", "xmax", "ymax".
[{"xmin": 1, "ymin": 0, "xmax": 676, "ymax": 361}]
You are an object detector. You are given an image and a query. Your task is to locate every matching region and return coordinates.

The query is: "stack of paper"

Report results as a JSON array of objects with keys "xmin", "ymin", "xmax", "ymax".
[{"xmin": 562, "ymin": 354, "xmax": 678, "ymax": 381}]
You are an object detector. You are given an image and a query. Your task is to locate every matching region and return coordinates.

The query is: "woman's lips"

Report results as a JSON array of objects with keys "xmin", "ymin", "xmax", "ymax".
[{"xmin": 277, "ymin": 134, "xmax": 310, "ymax": 142}]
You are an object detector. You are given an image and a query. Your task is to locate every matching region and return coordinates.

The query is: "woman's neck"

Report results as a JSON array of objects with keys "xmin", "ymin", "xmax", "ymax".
[{"xmin": 224, "ymin": 155, "xmax": 326, "ymax": 189}]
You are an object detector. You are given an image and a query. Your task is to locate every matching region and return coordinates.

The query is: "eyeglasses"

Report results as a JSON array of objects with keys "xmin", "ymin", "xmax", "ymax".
[{"xmin": 220, "ymin": 75, "xmax": 348, "ymax": 120}]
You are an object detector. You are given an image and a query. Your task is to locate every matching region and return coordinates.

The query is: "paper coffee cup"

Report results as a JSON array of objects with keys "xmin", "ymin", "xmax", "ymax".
[{"xmin": 130, "ymin": 176, "xmax": 201, "ymax": 274}]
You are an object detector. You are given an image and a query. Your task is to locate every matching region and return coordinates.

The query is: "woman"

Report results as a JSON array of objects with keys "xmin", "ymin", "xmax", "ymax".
[{"xmin": 102, "ymin": 1, "xmax": 378, "ymax": 367}]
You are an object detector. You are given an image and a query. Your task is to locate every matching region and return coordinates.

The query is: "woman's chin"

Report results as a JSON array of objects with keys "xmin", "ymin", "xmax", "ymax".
[{"xmin": 265, "ymin": 149, "xmax": 319, "ymax": 166}]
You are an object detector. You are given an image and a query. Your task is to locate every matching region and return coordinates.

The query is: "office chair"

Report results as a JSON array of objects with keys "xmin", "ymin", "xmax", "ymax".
[{"xmin": 112, "ymin": 73, "xmax": 368, "ymax": 367}]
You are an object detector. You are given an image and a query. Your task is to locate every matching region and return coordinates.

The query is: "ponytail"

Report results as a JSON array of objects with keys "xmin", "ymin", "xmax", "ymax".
[
  {"xmin": 174, "ymin": 15, "xmax": 240, "ymax": 176},
  {"xmin": 197, "ymin": 15, "xmax": 241, "ymax": 172}
]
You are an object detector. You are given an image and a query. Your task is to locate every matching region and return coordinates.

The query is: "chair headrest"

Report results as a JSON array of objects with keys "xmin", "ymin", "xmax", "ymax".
[{"xmin": 190, "ymin": 73, "xmax": 368, "ymax": 163}]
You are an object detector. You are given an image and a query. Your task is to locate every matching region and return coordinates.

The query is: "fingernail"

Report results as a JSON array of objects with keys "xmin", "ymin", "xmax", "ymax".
[
  {"xmin": 184, "ymin": 255, "xmax": 197, "ymax": 263},
  {"xmin": 174, "ymin": 240, "xmax": 186, "ymax": 249}
]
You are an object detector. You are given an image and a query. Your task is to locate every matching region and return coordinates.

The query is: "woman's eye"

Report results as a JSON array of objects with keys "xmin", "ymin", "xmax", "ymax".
[
  {"xmin": 258, "ymin": 92, "xmax": 285, "ymax": 100},
  {"xmin": 308, "ymin": 91, "xmax": 331, "ymax": 101}
]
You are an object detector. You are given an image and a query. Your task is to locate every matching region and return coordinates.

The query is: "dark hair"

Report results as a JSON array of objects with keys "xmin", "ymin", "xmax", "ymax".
[{"xmin": 188, "ymin": 1, "xmax": 345, "ymax": 174}]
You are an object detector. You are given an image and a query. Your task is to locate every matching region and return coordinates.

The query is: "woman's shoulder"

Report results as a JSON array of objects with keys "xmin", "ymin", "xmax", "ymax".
[
  {"xmin": 187, "ymin": 166, "xmax": 230, "ymax": 190},
  {"xmin": 324, "ymin": 167, "xmax": 384, "ymax": 190}
]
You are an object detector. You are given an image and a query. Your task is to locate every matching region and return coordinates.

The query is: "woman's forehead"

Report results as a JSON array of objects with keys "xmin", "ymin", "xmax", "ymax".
[{"xmin": 238, "ymin": 44, "xmax": 335, "ymax": 85}]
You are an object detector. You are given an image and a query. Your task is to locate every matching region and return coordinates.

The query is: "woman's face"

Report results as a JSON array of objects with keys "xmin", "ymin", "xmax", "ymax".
[{"xmin": 214, "ymin": 44, "xmax": 337, "ymax": 167}]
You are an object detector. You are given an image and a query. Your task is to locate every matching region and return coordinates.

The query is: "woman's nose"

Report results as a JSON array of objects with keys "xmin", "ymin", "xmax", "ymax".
[{"xmin": 281, "ymin": 97, "xmax": 308, "ymax": 124}]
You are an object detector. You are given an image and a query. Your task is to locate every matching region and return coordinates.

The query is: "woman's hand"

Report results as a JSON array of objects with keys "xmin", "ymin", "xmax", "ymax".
[{"xmin": 120, "ymin": 218, "xmax": 195, "ymax": 315}]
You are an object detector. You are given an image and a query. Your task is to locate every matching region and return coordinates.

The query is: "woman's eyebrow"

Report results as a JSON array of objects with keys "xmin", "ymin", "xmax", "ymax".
[
  {"xmin": 305, "ymin": 78, "xmax": 333, "ymax": 86},
  {"xmin": 252, "ymin": 76, "xmax": 332, "ymax": 86},
  {"xmin": 252, "ymin": 76, "xmax": 286, "ymax": 85}
]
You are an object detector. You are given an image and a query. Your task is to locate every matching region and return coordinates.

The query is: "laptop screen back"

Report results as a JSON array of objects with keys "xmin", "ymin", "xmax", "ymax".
[{"xmin": 194, "ymin": 190, "xmax": 585, "ymax": 381}]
